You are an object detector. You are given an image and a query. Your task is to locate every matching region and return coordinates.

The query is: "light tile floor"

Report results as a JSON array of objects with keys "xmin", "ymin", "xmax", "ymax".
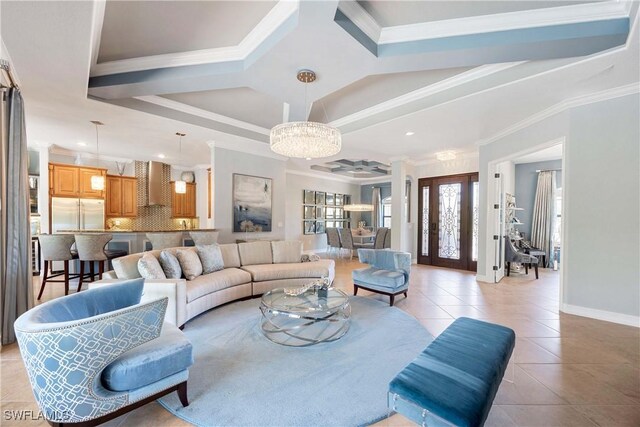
[{"xmin": 1, "ymin": 259, "xmax": 638, "ymax": 426}]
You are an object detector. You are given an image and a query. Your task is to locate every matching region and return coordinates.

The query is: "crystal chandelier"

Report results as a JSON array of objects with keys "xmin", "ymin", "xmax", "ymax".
[
  {"xmin": 270, "ymin": 70, "xmax": 341, "ymax": 159},
  {"xmin": 90, "ymin": 121, "xmax": 105, "ymax": 191},
  {"xmin": 175, "ymin": 132, "xmax": 186, "ymax": 194}
]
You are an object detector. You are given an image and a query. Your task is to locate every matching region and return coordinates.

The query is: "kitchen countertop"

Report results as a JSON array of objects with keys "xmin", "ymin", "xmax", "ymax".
[{"xmin": 54, "ymin": 229, "xmax": 218, "ymax": 234}]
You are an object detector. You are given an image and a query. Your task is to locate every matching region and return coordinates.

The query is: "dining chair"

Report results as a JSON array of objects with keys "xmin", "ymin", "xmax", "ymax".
[
  {"xmin": 338, "ymin": 228, "xmax": 369, "ymax": 259},
  {"xmin": 383, "ymin": 229, "xmax": 391, "ymax": 248},
  {"xmin": 373, "ymin": 227, "xmax": 388, "ymax": 249},
  {"xmin": 325, "ymin": 227, "xmax": 341, "ymax": 258},
  {"xmin": 36, "ymin": 234, "xmax": 79, "ymax": 300}
]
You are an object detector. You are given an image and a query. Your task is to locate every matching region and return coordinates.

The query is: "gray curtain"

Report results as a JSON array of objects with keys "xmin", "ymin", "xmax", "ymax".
[
  {"xmin": 371, "ymin": 187, "xmax": 382, "ymax": 230},
  {"xmin": 531, "ymin": 171, "xmax": 555, "ymax": 268},
  {"xmin": 1, "ymin": 88, "xmax": 33, "ymax": 345}
]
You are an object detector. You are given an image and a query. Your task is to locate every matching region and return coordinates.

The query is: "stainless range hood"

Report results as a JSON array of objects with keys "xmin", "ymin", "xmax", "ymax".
[{"xmin": 148, "ymin": 161, "xmax": 165, "ymax": 206}]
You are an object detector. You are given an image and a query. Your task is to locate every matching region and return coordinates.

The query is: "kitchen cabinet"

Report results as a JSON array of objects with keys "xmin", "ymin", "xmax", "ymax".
[
  {"xmin": 171, "ymin": 182, "xmax": 196, "ymax": 218},
  {"xmin": 106, "ymin": 175, "xmax": 138, "ymax": 217},
  {"xmin": 49, "ymin": 163, "xmax": 106, "ymax": 199}
]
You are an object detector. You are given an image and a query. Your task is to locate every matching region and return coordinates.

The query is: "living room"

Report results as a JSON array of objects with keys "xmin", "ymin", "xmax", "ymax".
[{"xmin": 1, "ymin": 1, "xmax": 639, "ymax": 426}]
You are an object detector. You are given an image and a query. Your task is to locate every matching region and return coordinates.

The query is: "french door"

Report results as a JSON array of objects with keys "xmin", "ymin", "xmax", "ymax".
[{"xmin": 418, "ymin": 173, "xmax": 479, "ymax": 271}]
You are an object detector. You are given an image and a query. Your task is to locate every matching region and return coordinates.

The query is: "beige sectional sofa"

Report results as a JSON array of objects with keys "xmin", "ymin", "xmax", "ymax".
[{"xmin": 93, "ymin": 241, "xmax": 334, "ymax": 328}]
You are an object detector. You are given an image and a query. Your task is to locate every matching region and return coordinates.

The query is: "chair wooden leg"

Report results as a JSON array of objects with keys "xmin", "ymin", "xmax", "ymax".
[
  {"xmin": 534, "ymin": 264, "xmax": 539, "ymax": 279},
  {"xmin": 353, "ymin": 285, "xmax": 358, "ymax": 296},
  {"xmin": 390, "ymin": 294, "xmax": 395, "ymax": 306},
  {"xmin": 64, "ymin": 260, "xmax": 69, "ymax": 295},
  {"xmin": 99, "ymin": 261, "xmax": 105, "ymax": 280},
  {"xmin": 525, "ymin": 264, "xmax": 529, "ymax": 274},
  {"xmin": 506, "ymin": 262, "xmax": 511, "ymax": 276},
  {"xmin": 89, "ymin": 261, "xmax": 95, "ymax": 282},
  {"xmin": 37, "ymin": 260, "xmax": 49, "ymax": 300},
  {"xmin": 177, "ymin": 381, "xmax": 189, "ymax": 407},
  {"xmin": 77, "ymin": 261, "xmax": 84, "ymax": 293}
]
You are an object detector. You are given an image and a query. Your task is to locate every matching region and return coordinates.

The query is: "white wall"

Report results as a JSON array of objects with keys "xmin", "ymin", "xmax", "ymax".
[
  {"xmin": 213, "ymin": 147, "xmax": 286, "ymax": 244},
  {"xmin": 478, "ymin": 93, "xmax": 639, "ymax": 324},
  {"xmin": 285, "ymin": 172, "xmax": 361, "ymax": 252},
  {"xmin": 416, "ymin": 155, "xmax": 479, "ymax": 178}
]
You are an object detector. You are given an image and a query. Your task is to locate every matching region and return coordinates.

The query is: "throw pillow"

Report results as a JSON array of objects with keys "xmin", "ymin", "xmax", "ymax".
[
  {"xmin": 176, "ymin": 248, "xmax": 203, "ymax": 280},
  {"xmin": 137, "ymin": 253, "xmax": 166, "ymax": 280},
  {"xmin": 159, "ymin": 250, "xmax": 182, "ymax": 279},
  {"xmin": 196, "ymin": 244, "xmax": 224, "ymax": 274}
]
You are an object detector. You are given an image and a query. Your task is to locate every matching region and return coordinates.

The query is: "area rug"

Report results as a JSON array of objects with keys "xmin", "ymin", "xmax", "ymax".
[{"xmin": 158, "ymin": 296, "xmax": 432, "ymax": 427}]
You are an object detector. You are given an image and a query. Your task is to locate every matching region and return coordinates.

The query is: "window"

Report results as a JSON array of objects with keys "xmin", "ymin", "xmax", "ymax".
[{"xmin": 382, "ymin": 197, "xmax": 392, "ymax": 228}]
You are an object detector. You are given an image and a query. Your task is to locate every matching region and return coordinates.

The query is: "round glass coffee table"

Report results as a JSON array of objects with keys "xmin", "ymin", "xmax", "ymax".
[{"xmin": 260, "ymin": 287, "xmax": 351, "ymax": 346}]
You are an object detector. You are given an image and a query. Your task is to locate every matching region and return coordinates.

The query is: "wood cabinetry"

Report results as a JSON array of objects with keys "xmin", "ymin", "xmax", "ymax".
[
  {"xmin": 171, "ymin": 182, "xmax": 196, "ymax": 218},
  {"xmin": 49, "ymin": 163, "xmax": 107, "ymax": 199},
  {"xmin": 105, "ymin": 175, "xmax": 138, "ymax": 217}
]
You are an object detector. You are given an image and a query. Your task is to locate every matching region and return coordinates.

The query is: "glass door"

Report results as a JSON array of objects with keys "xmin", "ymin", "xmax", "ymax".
[{"xmin": 418, "ymin": 173, "xmax": 478, "ymax": 271}]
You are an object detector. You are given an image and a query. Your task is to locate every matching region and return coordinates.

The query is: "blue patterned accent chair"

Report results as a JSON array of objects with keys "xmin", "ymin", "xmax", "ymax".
[
  {"xmin": 352, "ymin": 249, "xmax": 411, "ymax": 306},
  {"xmin": 14, "ymin": 279, "xmax": 193, "ymax": 427}
]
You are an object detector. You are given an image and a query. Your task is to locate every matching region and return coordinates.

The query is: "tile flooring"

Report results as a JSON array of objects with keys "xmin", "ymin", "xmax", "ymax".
[{"xmin": 1, "ymin": 259, "xmax": 638, "ymax": 426}]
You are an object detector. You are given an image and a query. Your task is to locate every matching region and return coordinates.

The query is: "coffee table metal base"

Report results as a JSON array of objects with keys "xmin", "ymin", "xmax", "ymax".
[{"xmin": 260, "ymin": 304, "xmax": 351, "ymax": 347}]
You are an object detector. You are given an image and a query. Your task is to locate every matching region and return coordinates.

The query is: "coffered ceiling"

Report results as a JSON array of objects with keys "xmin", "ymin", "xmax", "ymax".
[{"xmin": 1, "ymin": 1, "xmax": 638, "ymax": 177}]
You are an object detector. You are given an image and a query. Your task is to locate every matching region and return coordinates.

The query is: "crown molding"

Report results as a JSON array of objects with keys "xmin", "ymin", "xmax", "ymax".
[
  {"xmin": 286, "ymin": 169, "xmax": 359, "ymax": 184},
  {"xmin": 337, "ymin": 0, "xmax": 381, "ymax": 42},
  {"xmin": 90, "ymin": 0, "xmax": 299, "ymax": 77},
  {"xmin": 49, "ymin": 145, "xmax": 135, "ymax": 164},
  {"xmin": 134, "ymin": 95, "xmax": 270, "ymax": 136},
  {"xmin": 477, "ymin": 82, "xmax": 640, "ymax": 147},
  {"xmin": 330, "ymin": 62, "xmax": 522, "ymax": 129},
  {"xmin": 378, "ymin": 1, "xmax": 629, "ymax": 45}
]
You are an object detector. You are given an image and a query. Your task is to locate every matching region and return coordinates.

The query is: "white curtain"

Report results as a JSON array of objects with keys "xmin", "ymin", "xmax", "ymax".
[
  {"xmin": 531, "ymin": 171, "xmax": 556, "ymax": 267},
  {"xmin": 1, "ymin": 87, "xmax": 33, "ymax": 345},
  {"xmin": 371, "ymin": 187, "xmax": 382, "ymax": 230}
]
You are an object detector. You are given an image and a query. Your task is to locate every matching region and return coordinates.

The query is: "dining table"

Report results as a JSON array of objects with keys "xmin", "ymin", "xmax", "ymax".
[{"xmin": 351, "ymin": 229, "xmax": 375, "ymax": 245}]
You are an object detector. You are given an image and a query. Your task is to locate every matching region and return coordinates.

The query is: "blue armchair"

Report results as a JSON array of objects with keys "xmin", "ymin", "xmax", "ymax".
[
  {"xmin": 353, "ymin": 249, "xmax": 411, "ymax": 306},
  {"xmin": 14, "ymin": 279, "xmax": 193, "ymax": 426}
]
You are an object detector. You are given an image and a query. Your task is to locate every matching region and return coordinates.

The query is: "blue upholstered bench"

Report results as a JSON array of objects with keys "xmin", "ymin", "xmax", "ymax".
[{"xmin": 388, "ymin": 317, "xmax": 516, "ymax": 427}]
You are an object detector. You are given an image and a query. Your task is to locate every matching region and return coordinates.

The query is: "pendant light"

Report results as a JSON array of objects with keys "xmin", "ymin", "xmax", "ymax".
[
  {"xmin": 90, "ymin": 120, "xmax": 105, "ymax": 191},
  {"xmin": 175, "ymin": 132, "xmax": 187, "ymax": 194}
]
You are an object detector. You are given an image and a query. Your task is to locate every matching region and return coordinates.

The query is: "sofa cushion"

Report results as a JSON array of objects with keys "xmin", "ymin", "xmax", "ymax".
[
  {"xmin": 138, "ymin": 253, "xmax": 166, "ymax": 280},
  {"xmin": 352, "ymin": 267, "xmax": 406, "ymax": 290},
  {"xmin": 219, "ymin": 244, "xmax": 241, "ymax": 268},
  {"xmin": 271, "ymin": 241, "xmax": 302, "ymax": 264},
  {"xmin": 241, "ymin": 260, "xmax": 332, "ymax": 282},
  {"xmin": 196, "ymin": 244, "xmax": 225, "ymax": 274},
  {"xmin": 159, "ymin": 250, "xmax": 182, "ymax": 279},
  {"xmin": 112, "ymin": 253, "xmax": 143, "ymax": 279},
  {"xmin": 238, "ymin": 241, "xmax": 273, "ymax": 266},
  {"xmin": 186, "ymin": 268, "xmax": 252, "ymax": 303},
  {"xmin": 176, "ymin": 249, "xmax": 202, "ymax": 280},
  {"xmin": 102, "ymin": 323, "xmax": 193, "ymax": 392}
]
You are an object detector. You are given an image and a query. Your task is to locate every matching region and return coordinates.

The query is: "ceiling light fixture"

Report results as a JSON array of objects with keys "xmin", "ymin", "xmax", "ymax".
[
  {"xmin": 89, "ymin": 121, "xmax": 105, "ymax": 191},
  {"xmin": 175, "ymin": 132, "xmax": 187, "ymax": 194},
  {"xmin": 405, "ymin": 131, "xmax": 415, "ymax": 136},
  {"xmin": 270, "ymin": 70, "xmax": 341, "ymax": 159},
  {"xmin": 157, "ymin": 154, "xmax": 166, "ymax": 159},
  {"xmin": 77, "ymin": 142, "xmax": 87, "ymax": 147},
  {"xmin": 435, "ymin": 150, "xmax": 457, "ymax": 161},
  {"xmin": 343, "ymin": 204, "xmax": 374, "ymax": 212}
]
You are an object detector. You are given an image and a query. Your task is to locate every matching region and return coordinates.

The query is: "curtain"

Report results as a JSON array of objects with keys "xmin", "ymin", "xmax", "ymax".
[
  {"xmin": 1, "ymin": 87, "xmax": 33, "ymax": 345},
  {"xmin": 371, "ymin": 187, "xmax": 382, "ymax": 230},
  {"xmin": 531, "ymin": 171, "xmax": 556, "ymax": 268}
]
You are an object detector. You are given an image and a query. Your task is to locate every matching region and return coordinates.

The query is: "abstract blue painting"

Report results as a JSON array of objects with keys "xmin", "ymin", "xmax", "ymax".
[{"xmin": 233, "ymin": 174, "xmax": 272, "ymax": 232}]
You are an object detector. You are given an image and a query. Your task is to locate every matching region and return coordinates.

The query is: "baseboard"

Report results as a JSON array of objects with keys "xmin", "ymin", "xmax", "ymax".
[
  {"xmin": 561, "ymin": 303, "xmax": 640, "ymax": 328},
  {"xmin": 475, "ymin": 274, "xmax": 494, "ymax": 283}
]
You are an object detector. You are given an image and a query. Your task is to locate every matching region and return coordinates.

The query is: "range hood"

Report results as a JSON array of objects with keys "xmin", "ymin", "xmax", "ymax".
[{"xmin": 148, "ymin": 161, "xmax": 165, "ymax": 206}]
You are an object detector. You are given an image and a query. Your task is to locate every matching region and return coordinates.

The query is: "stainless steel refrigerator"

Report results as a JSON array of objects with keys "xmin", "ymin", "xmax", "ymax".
[{"xmin": 51, "ymin": 197, "xmax": 105, "ymax": 233}]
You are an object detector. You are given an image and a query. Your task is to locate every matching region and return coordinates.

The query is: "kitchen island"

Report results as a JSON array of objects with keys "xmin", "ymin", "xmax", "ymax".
[{"xmin": 56, "ymin": 229, "xmax": 218, "ymax": 254}]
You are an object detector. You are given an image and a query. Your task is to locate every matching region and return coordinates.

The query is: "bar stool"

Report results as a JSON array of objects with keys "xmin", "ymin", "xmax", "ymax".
[
  {"xmin": 36, "ymin": 234, "xmax": 78, "ymax": 300},
  {"xmin": 74, "ymin": 234, "xmax": 127, "ymax": 292},
  {"xmin": 146, "ymin": 232, "xmax": 184, "ymax": 250},
  {"xmin": 189, "ymin": 231, "xmax": 219, "ymax": 246}
]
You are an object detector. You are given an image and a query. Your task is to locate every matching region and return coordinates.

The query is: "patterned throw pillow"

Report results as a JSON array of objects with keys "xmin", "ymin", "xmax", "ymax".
[
  {"xmin": 176, "ymin": 249, "xmax": 203, "ymax": 280},
  {"xmin": 196, "ymin": 244, "xmax": 225, "ymax": 274},
  {"xmin": 137, "ymin": 253, "xmax": 166, "ymax": 280},
  {"xmin": 159, "ymin": 250, "xmax": 182, "ymax": 279}
]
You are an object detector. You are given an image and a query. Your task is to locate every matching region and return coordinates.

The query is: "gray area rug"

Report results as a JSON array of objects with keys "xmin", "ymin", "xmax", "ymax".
[{"xmin": 158, "ymin": 296, "xmax": 432, "ymax": 427}]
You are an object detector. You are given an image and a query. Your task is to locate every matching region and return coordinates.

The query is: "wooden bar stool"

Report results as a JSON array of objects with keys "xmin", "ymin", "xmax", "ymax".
[
  {"xmin": 36, "ymin": 234, "xmax": 79, "ymax": 300},
  {"xmin": 74, "ymin": 233, "xmax": 115, "ymax": 292}
]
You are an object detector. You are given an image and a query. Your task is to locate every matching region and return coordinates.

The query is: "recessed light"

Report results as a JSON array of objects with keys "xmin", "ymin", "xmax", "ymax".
[
  {"xmin": 305, "ymin": 157, "xmax": 311, "ymax": 161},
  {"xmin": 77, "ymin": 142, "xmax": 87, "ymax": 146},
  {"xmin": 157, "ymin": 154, "xmax": 166, "ymax": 159},
  {"xmin": 405, "ymin": 131, "xmax": 415, "ymax": 136}
]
